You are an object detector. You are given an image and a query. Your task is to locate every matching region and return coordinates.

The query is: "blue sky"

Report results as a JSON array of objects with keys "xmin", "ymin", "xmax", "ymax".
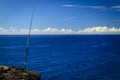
[{"xmin": 0, "ymin": 0, "xmax": 120, "ymax": 34}]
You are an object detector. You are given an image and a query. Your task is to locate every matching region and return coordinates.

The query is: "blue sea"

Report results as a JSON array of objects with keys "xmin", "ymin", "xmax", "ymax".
[{"xmin": 0, "ymin": 35, "xmax": 120, "ymax": 80}]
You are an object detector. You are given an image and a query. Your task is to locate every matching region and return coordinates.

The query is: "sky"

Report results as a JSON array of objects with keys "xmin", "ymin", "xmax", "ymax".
[{"xmin": 0, "ymin": 0, "xmax": 120, "ymax": 34}]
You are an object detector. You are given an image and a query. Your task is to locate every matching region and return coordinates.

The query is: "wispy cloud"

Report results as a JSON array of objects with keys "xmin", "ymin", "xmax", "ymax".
[
  {"xmin": 117, "ymin": 9, "xmax": 120, "ymax": 12},
  {"xmin": 62, "ymin": 4, "xmax": 106, "ymax": 10},
  {"xmin": 62, "ymin": 4, "xmax": 80, "ymax": 7},
  {"xmin": 110, "ymin": 6, "xmax": 120, "ymax": 12},
  {"xmin": 62, "ymin": 4, "xmax": 120, "ymax": 12},
  {"xmin": 62, "ymin": 17, "xmax": 75, "ymax": 21},
  {"xmin": 111, "ymin": 6, "xmax": 120, "ymax": 9},
  {"xmin": 0, "ymin": 26, "xmax": 120, "ymax": 35}
]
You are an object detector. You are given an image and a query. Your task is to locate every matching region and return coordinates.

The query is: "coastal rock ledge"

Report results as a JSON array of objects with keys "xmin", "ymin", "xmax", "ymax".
[{"xmin": 0, "ymin": 66, "xmax": 41, "ymax": 80}]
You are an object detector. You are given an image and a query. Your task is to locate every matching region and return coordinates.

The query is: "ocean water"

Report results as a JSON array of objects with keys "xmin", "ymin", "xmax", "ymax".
[{"xmin": 0, "ymin": 35, "xmax": 120, "ymax": 80}]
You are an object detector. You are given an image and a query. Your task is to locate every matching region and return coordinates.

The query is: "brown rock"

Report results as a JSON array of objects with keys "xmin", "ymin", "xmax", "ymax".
[
  {"xmin": 0, "ymin": 66, "xmax": 41, "ymax": 80},
  {"xmin": 0, "ymin": 66, "xmax": 9, "ymax": 71}
]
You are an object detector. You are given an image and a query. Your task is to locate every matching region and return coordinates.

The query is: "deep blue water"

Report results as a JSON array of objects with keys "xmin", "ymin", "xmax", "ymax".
[{"xmin": 0, "ymin": 35, "xmax": 120, "ymax": 80}]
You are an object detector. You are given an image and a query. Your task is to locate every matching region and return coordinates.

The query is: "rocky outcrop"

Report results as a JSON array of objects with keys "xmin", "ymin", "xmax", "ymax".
[{"xmin": 0, "ymin": 66, "xmax": 40, "ymax": 80}]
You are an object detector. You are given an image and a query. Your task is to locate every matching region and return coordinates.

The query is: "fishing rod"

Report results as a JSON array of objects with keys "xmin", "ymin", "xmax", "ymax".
[{"xmin": 24, "ymin": 8, "xmax": 35, "ymax": 70}]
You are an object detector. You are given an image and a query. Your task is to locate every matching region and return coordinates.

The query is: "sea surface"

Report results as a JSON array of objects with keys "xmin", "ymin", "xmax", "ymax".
[{"xmin": 0, "ymin": 35, "xmax": 120, "ymax": 80}]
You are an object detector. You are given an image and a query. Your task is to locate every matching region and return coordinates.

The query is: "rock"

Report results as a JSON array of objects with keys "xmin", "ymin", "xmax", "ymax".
[
  {"xmin": 28, "ymin": 71, "xmax": 41, "ymax": 79},
  {"xmin": 0, "ymin": 66, "xmax": 9, "ymax": 71},
  {"xmin": 0, "ymin": 66, "xmax": 41, "ymax": 80},
  {"xmin": 3, "ymin": 66, "xmax": 9, "ymax": 70}
]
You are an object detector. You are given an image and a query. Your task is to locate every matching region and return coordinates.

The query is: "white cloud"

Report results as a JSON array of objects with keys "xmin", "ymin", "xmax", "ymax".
[
  {"xmin": 9, "ymin": 27, "xmax": 17, "ymax": 32},
  {"xmin": 19, "ymin": 29, "xmax": 28, "ymax": 34},
  {"xmin": 32, "ymin": 29, "xmax": 41, "ymax": 32},
  {"xmin": 0, "ymin": 26, "xmax": 120, "ymax": 35},
  {"xmin": 20, "ymin": 29, "xmax": 28, "ymax": 33},
  {"xmin": 62, "ymin": 4, "xmax": 106, "ymax": 10},
  {"xmin": 0, "ymin": 27, "xmax": 17, "ymax": 34},
  {"xmin": 78, "ymin": 26, "xmax": 120, "ymax": 34},
  {"xmin": 42, "ymin": 27, "xmax": 59, "ymax": 32},
  {"xmin": 60, "ymin": 28, "xmax": 74, "ymax": 33},
  {"xmin": 0, "ymin": 27, "xmax": 7, "ymax": 32},
  {"xmin": 41, "ymin": 27, "xmax": 74, "ymax": 34}
]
